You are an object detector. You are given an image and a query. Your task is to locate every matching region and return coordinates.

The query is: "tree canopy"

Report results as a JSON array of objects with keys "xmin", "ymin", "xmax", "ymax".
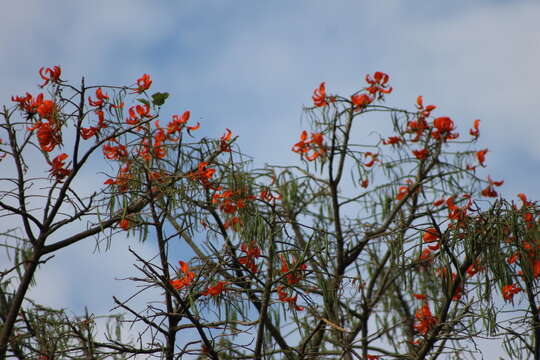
[{"xmin": 1, "ymin": 67, "xmax": 539, "ymax": 359}]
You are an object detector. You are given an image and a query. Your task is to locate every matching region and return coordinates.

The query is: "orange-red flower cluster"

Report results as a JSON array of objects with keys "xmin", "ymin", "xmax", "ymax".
[
  {"xmin": 39, "ymin": 66, "xmax": 62, "ymax": 88},
  {"xmin": 220, "ymin": 128, "xmax": 233, "ymax": 152},
  {"xmin": 104, "ymin": 163, "xmax": 132, "ymax": 192},
  {"xmin": 49, "ymin": 153, "xmax": 71, "ymax": 182},
  {"xmin": 363, "ymin": 152, "xmax": 378, "ymax": 167},
  {"xmin": 466, "ymin": 260, "xmax": 483, "ymax": 278},
  {"xmin": 81, "ymin": 110, "xmax": 107, "ymax": 140},
  {"xmin": 312, "ymin": 82, "xmax": 328, "ymax": 107},
  {"xmin": 166, "ymin": 111, "xmax": 200, "ymax": 139},
  {"xmin": 88, "ymin": 88, "xmax": 109, "ymax": 108},
  {"xmin": 189, "ymin": 162, "xmax": 217, "ymax": 189},
  {"xmin": 201, "ymin": 281, "xmax": 229, "ymax": 297},
  {"xmin": 501, "ymin": 283, "xmax": 522, "ymax": 301},
  {"xmin": 406, "ymin": 96, "xmax": 436, "ymax": 142},
  {"xmin": 137, "ymin": 121, "xmax": 168, "ymax": 161},
  {"xmin": 31, "ymin": 121, "xmax": 61, "ymax": 152},
  {"xmin": 446, "ymin": 196, "xmax": 472, "ymax": 223},
  {"xmin": 103, "ymin": 138, "xmax": 128, "ymax": 161},
  {"xmin": 132, "ymin": 74, "xmax": 152, "ymax": 94},
  {"xmin": 260, "ymin": 187, "xmax": 282, "ymax": 202},
  {"xmin": 292, "ymin": 131, "xmax": 325, "ymax": 161},
  {"xmin": 432, "ymin": 117, "xmax": 459, "ymax": 142},
  {"xmin": 212, "ymin": 189, "xmax": 250, "ymax": 214},
  {"xmin": 414, "ymin": 303, "xmax": 437, "ymax": 335},
  {"xmin": 422, "ymin": 227, "xmax": 441, "ymax": 251},
  {"xmin": 239, "ymin": 242, "xmax": 261, "ymax": 273},
  {"xmin": 365, "ymin": 71, "xmax": 392, "ymax": 97},
  {"xmin": 351, "ymin": 93, "xmax": 372, "ymax": 109},
  {"xmin": 276, "ymin": 286, "xmax": 304, "ymax": 311},
  {"xmin": 480, "ymin": 176, "xmax": 504, "ymax": 198},
  {"xmin": 212, "ymin": 188, "xmax": 255, "ymax": 231},
  {"xmin": 412, "ymin": 148, "xmax": 429, "ymax": 160},
  {"xmin": 382, "ymin": 136, "xmax": 403, "ymax": 145},
  {"xmin": 12, "ymin": 92, "xmax": 44, "ymax": 118},
  {"xmin": 396, "ymin": 180, "xmax": 415, "ymax": 201},
  {"xmin": 127, "ymin": 103, "xmax": 152, "ymax": 126},
  {"xmin": 170, "ymin": 261, "xmax": 195, "ymax": 290},
  {"xmin": 470, "ymin": 119, "xmax": 480, "ymax": 138},
  {"xmin": 475, "ymin": 149, "xmax": 488, "ymax": 168},
  {"xmin": 118, "ymin": 218, "xmax": 130, "ymax": 231},
  {"xmin": 280, "ymin": 254, "xmax": 307, "ymax": 286}
]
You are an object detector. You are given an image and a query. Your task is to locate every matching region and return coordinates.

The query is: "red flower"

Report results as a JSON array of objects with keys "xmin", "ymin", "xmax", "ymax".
[
  {"xmin": 118, "ymin": 219, "xmax": 129, "ymax": 231},
  {"xmin": 502, "ymin": 283, "xmax": 522, "ymax": 301},
  {"xmin": 49, "ymin": 153, "xmax": 71, "ymax": 181},
  {"xmin": 189, "ymin": 162, "xmax": 217, "ymax": 189},
  {"xmin": 396, "ymin": 180, "xmax": 415, "ymax": 201},
  {"xmin": 170, "ymin": 261, "xmax": 195, "ymax": 290},
  {"xmin": 280, "ymin": 254, "xmax": 307, "ymax": 285},
  {"xmin": 201, "ymin": 281, "xmax": 229, "ymax": 297},
  {"xmin": 39, "ymin": 66, "xmax": 62, "ymax": 87},
  {"xmin": 37, "ymin": 100, "xmax": 57, "ymax": 121},
  {"xmin": 312, "ymin": 82, "xmax": 328, "ymax": 107},
  {"xmin": 413, "ymin": 293, "xmax": 426, "ymax": 300},
  {"xmin": 469, "ymin": 119, "xmax": 480, "ymax": 138},
  {"xmin": 103, "ymin": 139, "xmax": 128, "ymax": 160},
  {"xmin": 88, "ymin": 88, "xmax": 109, "ymax": 107},
  {"xmin": 414, "ymin": 303, "xmax": 437, "ymax": 335},
  {"xmin": 292, "ymin": 131, "xmax": 325, "ymax": 161},
  {"xmin": 127, "ymin": 104, "xmax": 152, "ymax": 126},
  {"xmin": 383, "ymin": 136, "xmax": 402, "ymax": 145},
  {"xmin": 276, "ymin": 286, "xmax": 304, "ymax": 311},
  {"xmin": 432, "ymin": 117, "xmax": 458, "ymax": 141},
  {"xmin": 132, "ymin": 74, "xmax": 152, "ymax": 94},
  {"xmin": 396, "ymin": 185, "xmax": 409, "ymax": 201},
  {"xmin": 351, "ymin": 93, "xmax": 372, "ymax": 109},
  {"xmin": 365, "ymin": 71, "xmax": 392, "ymax": 96},
  {"xmin": 13, "ymin": 92, "xmax": 44, "ymax": 118},
  {"xmin": 517, "ymin": 193, "xmax": 531, "ymax": 208},
  {"xmin": 104, "ymin": 163, "xmax": 132, "ymax": 192},
  {"xmin": 81, "ymin": 110, "xmax": 107, "ymax": 140},
  {"xmin": 363, "ymin": 152, "xmax": 378, "ymax": 167},
  {"xmin": 407, "ymin": 118, "xmax": 429, "ymax": 142},
  {"xmin": 466, "ymin": 260, "xmax": 482, "ymax": 277},
  {"xmin": 187, "ymin": 122, "xmax": 200, "ymax": 131},
  {"xmin": 416, "ymin": 96, "xmax": 437, "ymax": 115},
  {"xmin": 29, "ymin": 121, "xmax": 62, "ymax": 152},
  {"xmin": 412, "ymin": 148, "xmax": 429, "ymax": 160},
  {"xmin": 422, "ymin": 228, "xmax": 440, "ymax": 243},
  {"xmin": 239, "ymin": 242, "xmax": 261, "ymax": 273},
  {"xmin": 167, "ymin": 111, "xmax": 191, "ymax": 138},
  {"xmin": 480, "ymin": 176, "xmax": 504, "ymax": 198},
  {"xmin": 507, "ymin": 252, "xmax": 519, "ymax": 265},
  {"xmin": 534, "ymin": 260, "xmax": 540, "ymax": 278},
  {"xmin": 432, "ymin": 198, "xmax": 445, "ymax": 207},
  {"xmin": 476, "ymin": 149, "xmax": 488, "ymax": 167},
  {"xmin": 220, "ymin": 128, "xmax": 233, "ymax": 152}
]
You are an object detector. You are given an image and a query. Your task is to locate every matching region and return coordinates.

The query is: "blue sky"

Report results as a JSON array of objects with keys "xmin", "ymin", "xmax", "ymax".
[{"xmin": 1, "ymin": 0, "xmax": 539, "ymax": 356}]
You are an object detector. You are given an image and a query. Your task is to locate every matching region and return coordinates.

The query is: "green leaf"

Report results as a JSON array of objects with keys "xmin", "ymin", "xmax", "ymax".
[
  {"xmin": 151, "ymin": 92, "xmax": 169, "ymax": 106},
  {"xmin": 136, "ymin": 98, "xmax": 150, "ymax": 106}
]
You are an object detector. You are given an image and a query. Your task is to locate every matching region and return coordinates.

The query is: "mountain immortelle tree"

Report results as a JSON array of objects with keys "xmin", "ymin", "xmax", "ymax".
[{"xmin": 0, "ymin": 67, "xmax": 539, "ymax": 359}]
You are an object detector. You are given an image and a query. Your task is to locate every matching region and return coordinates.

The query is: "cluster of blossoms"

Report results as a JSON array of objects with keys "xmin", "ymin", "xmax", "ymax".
[
  {"xmin": 500, "ymin": 193, "xmax": 540, "ymax": 301},
  {"xmin": 170, "ymin": 261, "xmax": 195, "ymax": 290},
  {"xmin": 292, "ymin": 131, "xmax": 325, "ymax": 161},
  {"xmin": 12, "ymin": 67, "xmax": 69, "ymax": 181}
]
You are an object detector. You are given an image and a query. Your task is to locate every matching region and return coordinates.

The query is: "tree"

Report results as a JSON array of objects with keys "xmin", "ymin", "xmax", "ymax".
[{"xmin": 0, "ymin": 67, "xmax": 539, "ymax": 359}]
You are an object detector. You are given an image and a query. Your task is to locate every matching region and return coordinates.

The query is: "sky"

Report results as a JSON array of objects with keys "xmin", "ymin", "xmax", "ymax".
[{"xmin": 1, "ymin": 0, "xmax": 539, "ymax": 358}]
